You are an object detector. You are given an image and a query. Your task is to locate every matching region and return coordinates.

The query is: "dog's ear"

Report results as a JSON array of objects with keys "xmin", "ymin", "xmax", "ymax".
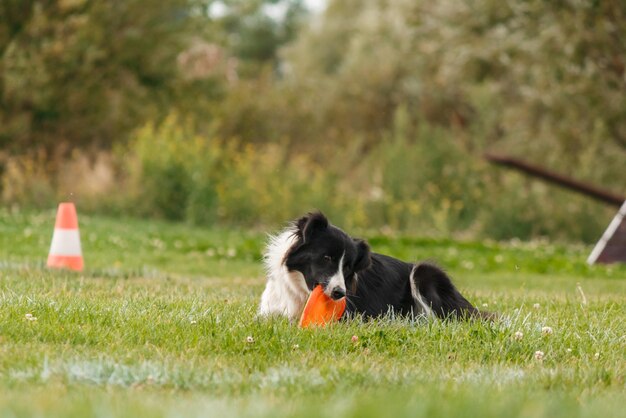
[
  {"xmin": 296, "ymin": 212, "xmax": 329, "ymax": 243},
  {"xmin": 353, "ymin": 239, "xmax": 371, "ymax": 272}
]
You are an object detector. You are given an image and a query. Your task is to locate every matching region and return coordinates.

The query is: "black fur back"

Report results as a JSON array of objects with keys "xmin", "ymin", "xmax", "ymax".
[
  {"xmin": 347, "ymin": 253, "xmax": 415, "ymax": 317},
  {"xmin": 347, "ymin": 255, "xmax": 479, "ymax": 320}
]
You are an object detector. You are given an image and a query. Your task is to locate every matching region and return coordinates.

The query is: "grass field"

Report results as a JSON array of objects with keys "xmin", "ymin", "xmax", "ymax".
[{"xmin": 1, "ymin": 207, "xmax": 625, "ymax": 417}]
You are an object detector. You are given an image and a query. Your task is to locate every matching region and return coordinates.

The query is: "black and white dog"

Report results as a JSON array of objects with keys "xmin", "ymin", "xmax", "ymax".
[{"xmin": 259, "ymin": 212, "xmax": 483, "ymax": 321}]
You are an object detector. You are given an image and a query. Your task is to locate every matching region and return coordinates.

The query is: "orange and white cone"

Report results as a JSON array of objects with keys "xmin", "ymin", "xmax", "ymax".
[{"xmin": 47, "ymin": 202, "xmax": 84, "ymax": 271}]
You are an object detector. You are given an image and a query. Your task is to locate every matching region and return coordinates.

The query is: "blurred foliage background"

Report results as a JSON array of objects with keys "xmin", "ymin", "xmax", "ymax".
[{"xmin": 1, "ymin": 0, "xmax": 625, "ymax": 242}]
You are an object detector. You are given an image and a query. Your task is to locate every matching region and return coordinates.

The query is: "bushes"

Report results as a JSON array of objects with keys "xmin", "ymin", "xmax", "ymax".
[
  {"xmin": 0, "ymin": 113, "xmax": 616, "ymax": 242},
  {"xmin": 361, "ymin": 107, "xmax": 486, "ymax": 234},
  {"xmin": 1, "ymin": 150, "xmax": 55, "ymax": 209},
  {"xmin": 117, "ymin": 115, "xmax": 347, "ymax": 226},
  {"xmin": 120, "ymin": 116, "xmax": 218, "ymax": 222},
  {"xmin": 2, "ymin": 1, "xmax": 624, "ymax": 243},
  {"xmin": 109, "ymin": 113, "xmax": 617, "ymax": 242},
  {"xmin": 117, "ymin": 113, "xmax": 613, "ymax": 242}
]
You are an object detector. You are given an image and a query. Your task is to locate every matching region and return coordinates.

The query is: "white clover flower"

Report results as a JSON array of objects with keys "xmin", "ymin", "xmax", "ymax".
[
  {"xmin": 541, "ymin": 326, "xmax": 553, "ymax": 336},
  {"xmin": 514, "ymin": 331, "xmax": 524, "ymax": 341},
  {"xmin": 292, "ymin": 344, "xmax": 299, "ymax": 350},
  {"xmin": 534, "ymin": 351, "xmax": 544, "ymax": 360},
  {"xmin": 482, "ymin": 303, "xmax": 489, "ymax": 308},
  {"xmin": 190, "ymin": 319, "xmax": 197, "ymax": 325},
  {"xmin": 25, "ymin": 313, "xmax": 37, "ymax": 321},
  {"xmin": 566, "ymin": 348, "xmax": 572, "ymax": 353},
  {"xmin": 533, "ymin": 303, "xmax": 540, "ymax": 309},
  {"xmin": 594, "ymin": 352, "xmax": 600, "ymax": 360}
]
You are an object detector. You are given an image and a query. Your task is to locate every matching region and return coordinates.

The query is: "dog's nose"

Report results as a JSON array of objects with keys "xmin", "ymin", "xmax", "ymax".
[{"xmin": 330, "ymin": 287, "xmax": 346, "ymax": 300}]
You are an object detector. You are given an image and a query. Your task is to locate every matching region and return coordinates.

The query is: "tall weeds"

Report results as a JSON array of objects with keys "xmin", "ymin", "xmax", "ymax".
[{"xmin": 1, "ymin": 113, "xmax": 612, "ymax": 242}]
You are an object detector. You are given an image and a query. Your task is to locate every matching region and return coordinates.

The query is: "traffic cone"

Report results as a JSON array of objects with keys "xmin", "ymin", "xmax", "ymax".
[{"xmin": 47, "ymin": 202, "xmax": 84, "ymax": 271}]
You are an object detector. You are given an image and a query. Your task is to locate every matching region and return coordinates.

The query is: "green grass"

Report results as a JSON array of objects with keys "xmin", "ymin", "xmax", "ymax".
[{"xmin": 0, "ymin": 208, "xmax": 625, "ymax": 417}]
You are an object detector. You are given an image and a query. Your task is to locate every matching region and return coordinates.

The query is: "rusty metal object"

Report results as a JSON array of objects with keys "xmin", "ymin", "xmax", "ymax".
[
  {"xmin": 485, "ymin": 153, "xmax": 626, "ymax": 264},
  {"xmin": 484, "ymin": 153, "xmax": 625, "ymax": 208}
]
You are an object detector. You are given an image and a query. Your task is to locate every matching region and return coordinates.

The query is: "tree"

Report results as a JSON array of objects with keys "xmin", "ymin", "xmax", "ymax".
[{"xmin": 0, "ymin": 0, "xmax": 307, "ymax": 153}]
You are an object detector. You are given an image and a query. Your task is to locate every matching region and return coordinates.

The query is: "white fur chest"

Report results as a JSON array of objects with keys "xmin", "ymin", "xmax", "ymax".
[{"xmin": 258, "ymin": 228, "xmax": 310, "ymax": 321}]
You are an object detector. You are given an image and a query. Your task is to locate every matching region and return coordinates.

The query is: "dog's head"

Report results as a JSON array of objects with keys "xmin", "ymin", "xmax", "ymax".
[{"xmin": 284, "ymin": 212, "xmax": 371, "ymax": 300}]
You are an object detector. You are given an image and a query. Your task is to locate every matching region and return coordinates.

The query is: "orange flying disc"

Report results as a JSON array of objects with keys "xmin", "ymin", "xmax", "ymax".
[{"xmin": 299, "ymin": 285, "xmax": 346, "ymax": 328}]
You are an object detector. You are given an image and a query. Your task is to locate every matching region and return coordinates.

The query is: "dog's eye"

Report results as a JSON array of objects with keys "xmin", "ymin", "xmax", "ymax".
[{"xmin": 323, "ymin": 255, "xmax": 333, "ymax": 263}]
